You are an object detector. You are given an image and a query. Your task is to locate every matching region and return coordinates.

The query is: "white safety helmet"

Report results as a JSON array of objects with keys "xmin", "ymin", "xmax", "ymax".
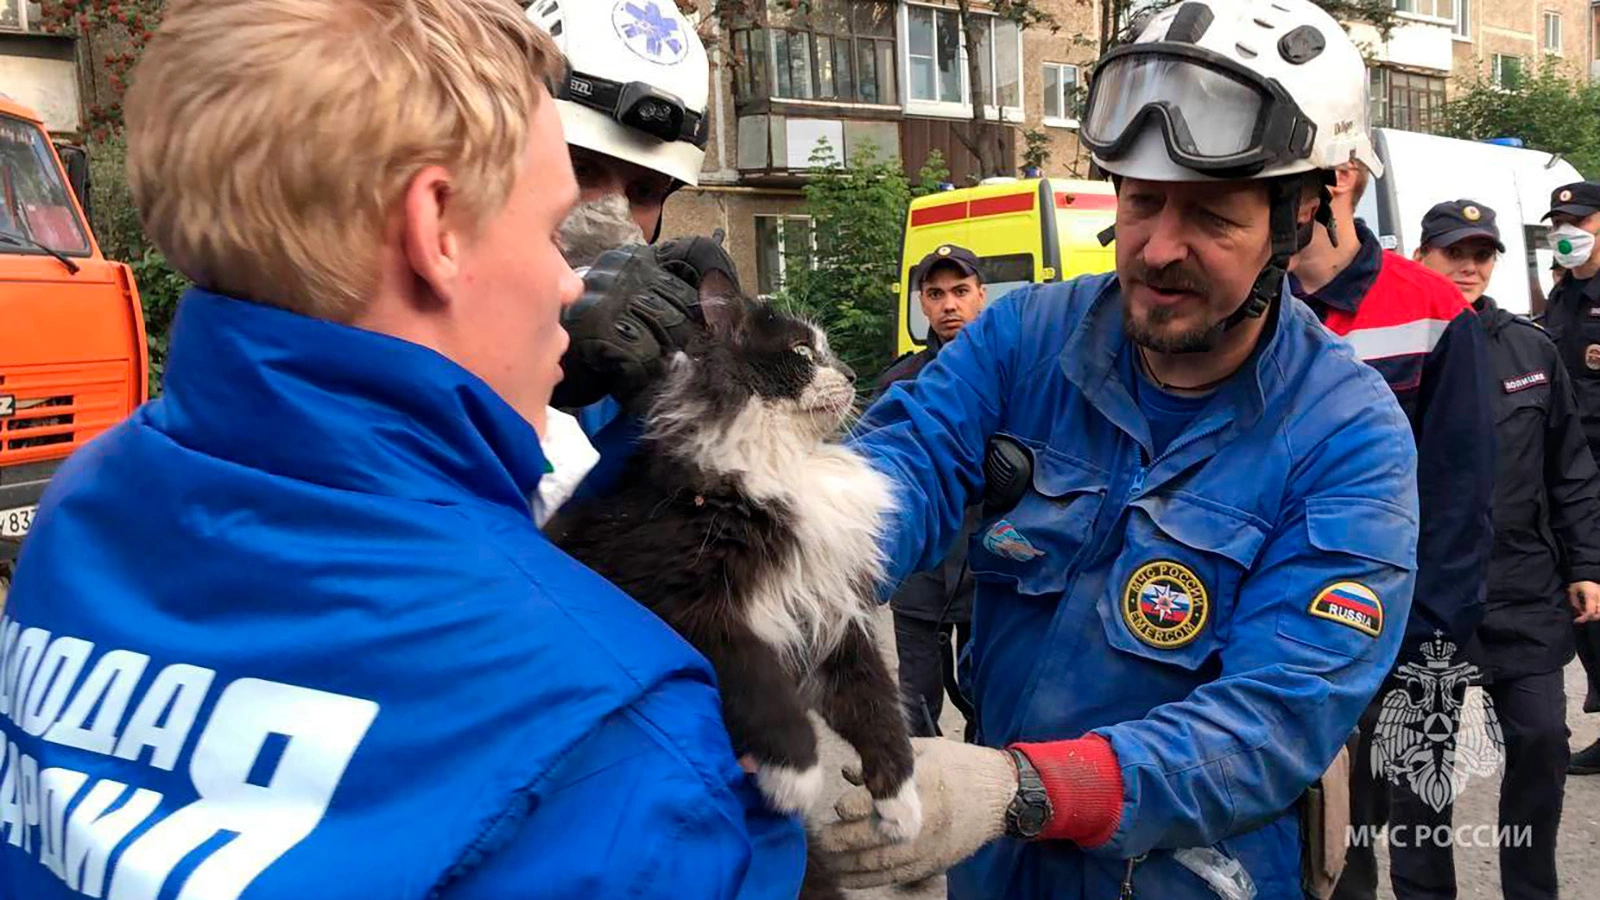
[
  {"xmin": 1083, "ymin": 0, "xmax": 1382, "ymax": 183},
  {"xmin": 526, "ymin": 0, "xmax": 710, "ymax": 187}
]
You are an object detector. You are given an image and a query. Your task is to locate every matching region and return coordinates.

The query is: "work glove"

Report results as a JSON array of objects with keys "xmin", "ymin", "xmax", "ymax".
[
  {"xmin": 815, "ymin": 737, "xmax": 1017, "ymax": 889},
  {"xmin": 552, "ymin": 243, "xmax": 702, "ymax": 411},
  {"xmin": 653, "ymin": 234, "xmax": 742, "ymax": 294}
]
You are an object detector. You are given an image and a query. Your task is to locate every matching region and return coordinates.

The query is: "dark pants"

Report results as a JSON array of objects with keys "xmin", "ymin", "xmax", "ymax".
[
  {"xmin": 1335, "ymin": 675, "xmax": 1460, "ymax": 900},
  {"xmin": 1485, "ymin": 670, "xmax": 1569, "ymax": 900},
  {"xmin": 1334, "ymin": 670, "xmax": 1568, "ymax": 900},
  {"xmin": 1576, "ymin": 621, "xmax": 1600, "ymax": 714},
  {"xmin": 892, "ymin": 611, "xmax": 972, "ymax": 739}
]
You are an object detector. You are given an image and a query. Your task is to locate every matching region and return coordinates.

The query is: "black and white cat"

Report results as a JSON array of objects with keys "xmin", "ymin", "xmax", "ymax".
[{"xmin": 545, "ymin": 283, "xmax": 921, "ymax": 878}]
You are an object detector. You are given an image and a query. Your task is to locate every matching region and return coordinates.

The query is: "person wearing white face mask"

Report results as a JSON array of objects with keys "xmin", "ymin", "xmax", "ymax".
[{"xmin": 1535, "ymin": 180, "xmax": 1600, "ymax": 778}]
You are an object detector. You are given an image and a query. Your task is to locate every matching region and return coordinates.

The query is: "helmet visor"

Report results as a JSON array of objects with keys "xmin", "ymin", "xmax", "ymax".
[
  {"xmin": 1084, "ymin": 54, "xmax": 1263, "ymax": 156},
  {"xmin": 1082, "ymin": 44, "xmax": 1313, "ymax": 177}
]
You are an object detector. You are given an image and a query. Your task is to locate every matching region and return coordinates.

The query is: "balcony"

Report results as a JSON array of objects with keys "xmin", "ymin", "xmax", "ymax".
[
  {"xmin": 1347, "ymin": 17, "xmax": 1454, "ymax": 73},
  {"xmin": 736, "ymin": 114, "xmax": 903, "ymax": 178}
]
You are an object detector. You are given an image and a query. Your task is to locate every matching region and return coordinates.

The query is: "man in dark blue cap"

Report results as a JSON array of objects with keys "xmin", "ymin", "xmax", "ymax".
[
  {"xmin": 1530, "ymin": 181, "xmax": 1600, "ymax": 775},
  {"xmin": 1413, "ymin": 198, "xmax": 1600, "ymax": 900},
  {"xmin": 871, "ymin": 244, "xmax": 988, "ymax": 739}
]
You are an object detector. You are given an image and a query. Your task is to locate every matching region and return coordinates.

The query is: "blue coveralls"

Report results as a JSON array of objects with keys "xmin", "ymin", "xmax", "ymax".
[
  {"xmin": 853, "ymin": 274, "xmax": 1420, "ymax": 898},
  {"xmin": 0, "ymin": 291, "xmax": 805, "ymax": 900}
]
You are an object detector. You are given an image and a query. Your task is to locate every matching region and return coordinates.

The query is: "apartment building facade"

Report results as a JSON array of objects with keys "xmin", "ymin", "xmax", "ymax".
[
  {"xmin": 665, "ymin": 0, "xmax": 1103, "ymax": 295},
  {"xmin": 1350, "ymin": 0, "xmax": 1594, "ymax": 134}
]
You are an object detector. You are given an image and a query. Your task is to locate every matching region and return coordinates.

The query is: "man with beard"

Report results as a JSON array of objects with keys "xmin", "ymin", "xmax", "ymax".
[
  {"xmin": 555, "ymin": 0, "xmax": 1424, "ymax": 896},
  {"xmin": 814, "ymin": 2, "xmax": 1423, "ymax": 893}
]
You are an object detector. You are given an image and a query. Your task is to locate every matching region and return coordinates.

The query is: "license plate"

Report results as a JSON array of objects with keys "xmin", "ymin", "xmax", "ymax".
[{"xmin": 0, "ymin": 505, "xmax": 35, "ymax": 540}]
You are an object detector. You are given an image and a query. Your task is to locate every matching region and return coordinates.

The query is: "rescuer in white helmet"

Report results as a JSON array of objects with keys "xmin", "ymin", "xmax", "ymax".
[
  {"xmin": 526, "ymin": 0, "xmax": 742, "ymax": 506},
  {"xmin": 789, "ymin": 2, "xmax": 1424, "ymax": 898},
  {"xmin": 527, "ymin": 0, "xmax": 711, "ymax": 241}
]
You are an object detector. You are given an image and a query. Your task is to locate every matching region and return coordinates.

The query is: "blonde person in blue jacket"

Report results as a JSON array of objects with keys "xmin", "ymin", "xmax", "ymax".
[{"xmin": 0, "ymin": 2, "xmax": 804, "ymax": 899}]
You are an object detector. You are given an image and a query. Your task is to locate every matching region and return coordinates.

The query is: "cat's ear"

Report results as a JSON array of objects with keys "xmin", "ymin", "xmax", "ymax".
[{"xmin": 698, "ymin": 270, "xmax": 747, "ymax": 338}]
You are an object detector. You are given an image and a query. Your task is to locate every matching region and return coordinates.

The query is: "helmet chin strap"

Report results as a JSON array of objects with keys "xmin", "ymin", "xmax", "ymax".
[
  {"xmin": 1220, "ymin": 173, "xmax": 1335, "ymax": 334},
  {"xmin": 649, "ymin": 179, "xmax": 687, "ymax": 244},
  {"xmin": 1101, "ymin": 172, "xmax": 1336, "ymax": 354}
]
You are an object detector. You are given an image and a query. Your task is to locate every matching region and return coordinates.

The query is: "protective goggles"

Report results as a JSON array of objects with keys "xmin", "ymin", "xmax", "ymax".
[
  {"xmin": 1082, "ymin": 43, "xmax": 1316, "ymax": 178},
  {"xmin": 559, "ymin": 70, "xmax": 709, "ymax": 149}
]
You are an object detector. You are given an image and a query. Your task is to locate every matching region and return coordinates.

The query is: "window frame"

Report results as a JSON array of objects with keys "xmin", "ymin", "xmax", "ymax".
[
  {"xmin": 754, "ymin": 213, "xmax": 818, "ymax": 297},
  {"xmin": 1041, "ymin": 61, "xmax": 1081, "ymax": 128},
  {"xmin": 1543, "ymin": 11, "xmax": 1562, "ymax": 54},
  {"xmin": 1367, "ymin": 66, "xmax": 1447, "ymax": 134},
  {"xmin": 1492, "ymin": 53, "xmax": 1525, "ymax": 90},
  {"xmin": 1451, "ymin": 0, "xmax": 1470, "ymax": 40},
  {"xmin": 729, "ymin": 2, "xmax": 900, "ymax": 108},
  {"xmin": 902, "ymin": 2, "xmax": 1025, "ymax": 122},
  {"xmin": 1393, "ymin": 0, "xmax": 1454, "ymax": 24}
]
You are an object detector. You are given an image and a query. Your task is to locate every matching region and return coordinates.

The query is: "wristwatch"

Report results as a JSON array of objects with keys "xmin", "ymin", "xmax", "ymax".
[{"xmin": 1004, "ymin": 747, "xmax": 1053, "ymax": 840}]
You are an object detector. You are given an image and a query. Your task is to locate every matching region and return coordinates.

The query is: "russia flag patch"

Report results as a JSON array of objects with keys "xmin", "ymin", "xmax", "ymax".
[{"xmin": 1307, "ymin": 581, "xmax": 1383, "ymax": 637}]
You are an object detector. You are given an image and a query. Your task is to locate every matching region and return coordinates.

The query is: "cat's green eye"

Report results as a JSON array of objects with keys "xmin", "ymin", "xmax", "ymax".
[{"xmin": 793, "ymin": 345, "xmax": 815, "ymax": 360}]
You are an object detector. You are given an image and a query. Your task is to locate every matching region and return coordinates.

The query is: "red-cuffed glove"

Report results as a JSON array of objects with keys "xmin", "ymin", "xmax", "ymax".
[{"xmin": 1010, "ymin": 734, "xmax": 1125, "ymax": 847}]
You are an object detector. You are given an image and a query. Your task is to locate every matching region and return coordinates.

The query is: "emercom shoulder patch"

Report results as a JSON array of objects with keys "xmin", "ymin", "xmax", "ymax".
[{"xmin": 1308, "ymin": 581, "xmax": 1383, "ymax": 637}]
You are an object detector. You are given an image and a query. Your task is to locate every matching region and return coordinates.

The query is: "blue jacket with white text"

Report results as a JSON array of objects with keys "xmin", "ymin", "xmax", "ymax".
[{"xmin": 0, "ymin": 290, "xmax": 805, "ymax": 900}]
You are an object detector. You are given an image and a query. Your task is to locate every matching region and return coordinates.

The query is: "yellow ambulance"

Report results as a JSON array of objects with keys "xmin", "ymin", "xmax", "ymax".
[{"xmin": 897, "ymin": 177, "xmax": 1117, "ymax": 356}]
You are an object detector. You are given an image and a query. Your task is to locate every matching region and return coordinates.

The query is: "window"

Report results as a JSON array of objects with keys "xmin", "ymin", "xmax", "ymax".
[
  {"xmin": 1394, "ymin": 0, "xmax": 1451, "ymax": 19},
  {"xmin": 972, "ymin": 17, "xmax": 1021, "ymax": 108},
  {"xmin": 1368, "ymin": 68, "xmax": 1389, "ymax": 132},
  {"xmin": 731, "ymin": 1, "xmax": 897, "ymax": 106},
  {"xmin": 1367, "ymin": 67, "xmax": 1447, "ymax": 133},
  {"xmin": 1544, "ymin": 11, "xmax": 1561, "ymax": 52},
  {"xmin": 906, "ymin": 4, "xmax": 1022, "ymax": 112},
  {"xmin": 1493, "ymin": 53, "xmax": 1524, "ymax": 89},
  {"xmin": 1452, "ymin": 0, "xmax": 1469, "ymax": 38},
  {"xmin": 0, "ymin": 114, "xmax": 91, "ymax": 255},
  {"xmin": 1042, "ymin": 63, "xmax": 1081, "ymax": 126},
  {"xmin": 907, "ymin": 5, "xmax": 963, "ymax": 103},
  {"xmin": 755, "ymin": 215, "xmax": 815, "ymax": 296}
]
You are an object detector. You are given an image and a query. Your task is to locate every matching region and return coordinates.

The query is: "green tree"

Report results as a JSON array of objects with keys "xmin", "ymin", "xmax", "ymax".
[
  {"xmin": 1021, "ymin": 128, "xmax": 1053, "ymax": 174},
  {"xmin": 1440, "ymin": 64, "xmax": 1600, "ymax": 179},
  {"xmin": 776, "ymin": 141, "xmax": 946, "ymax": 380}
]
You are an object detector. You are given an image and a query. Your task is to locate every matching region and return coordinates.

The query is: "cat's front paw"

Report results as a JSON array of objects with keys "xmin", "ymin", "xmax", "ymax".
[
  {"xmin": 872, "ymin": 777, "xmax": 923, "ymax": 842},
  {"xmin": 754, "ymin": 761, "xmax": 825, "ymax": 814}
]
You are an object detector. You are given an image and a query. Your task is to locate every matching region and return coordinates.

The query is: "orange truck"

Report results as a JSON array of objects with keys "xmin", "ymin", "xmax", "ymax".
[{"xmin": 0, "ymin": 94, "xmax": 148, "ymax": 581}]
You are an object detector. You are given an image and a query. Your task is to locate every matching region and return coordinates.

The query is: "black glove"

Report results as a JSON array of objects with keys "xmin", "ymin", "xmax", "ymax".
[
  {"xmin": 654, "ymin": 234, "xmax": 742, "ymax": 294},
  {"xmin": 552, "ymin": 244, "xmax": 702, "ymax": 411}
]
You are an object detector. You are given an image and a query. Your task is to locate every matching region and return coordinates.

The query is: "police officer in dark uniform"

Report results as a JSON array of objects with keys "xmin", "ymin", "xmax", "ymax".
[
  {"xmin": 871, "ymin": 244, "xmax": 986, "ymax": 738},
  {"xmin": 1532, "ymin": 181, "xmax": 1600, "ymax": 775},
  {"xmin": 1414, "ymin": 199, "xmax": 1600, "ymax": 899}
]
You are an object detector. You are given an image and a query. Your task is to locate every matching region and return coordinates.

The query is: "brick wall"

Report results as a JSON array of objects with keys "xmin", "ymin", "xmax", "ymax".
[
  {"xmin": 1452, "ymin": 0, "xmax": 1595, "ymax": 83},
  {"xmin": 1019, "ymin": 0, "xmax": 1102, "ymax": 179}
]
